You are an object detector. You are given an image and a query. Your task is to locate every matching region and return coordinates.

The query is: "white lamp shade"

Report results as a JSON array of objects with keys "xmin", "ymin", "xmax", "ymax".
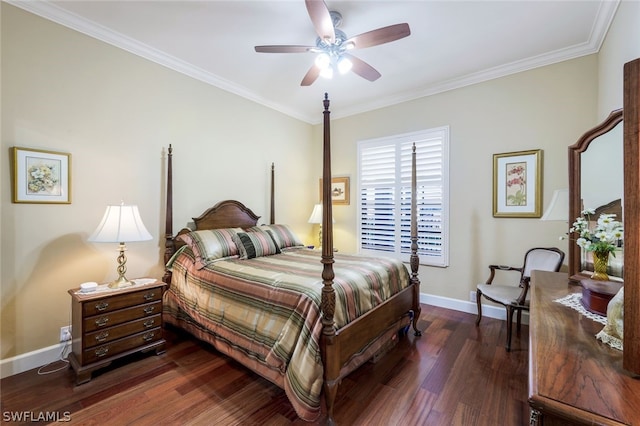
[
  {"xmin": 89, "ymin": 204, "xmax": 153, "ymax": 243},
  {"xmin": 308, "ymin": 204, "xmax": 323, "ymax": 224},
  {"xmin": 541, "ymin": 189, "xmax": 569, "ymax": 221},
  {"xmin": 308, "ymin": 204, "xmax": 336, "ymax": 224}
]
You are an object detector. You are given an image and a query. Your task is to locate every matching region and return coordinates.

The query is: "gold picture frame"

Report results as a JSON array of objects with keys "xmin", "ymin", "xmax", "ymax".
[
  {"xmin": 493, "ymin": 149, "xmax": 542, "ymax": 218},
  {"xmin": 12, "ymin": 147, "xmax": 71, "ymax": 204},
  {"xmin": 319, "ymin": 177, "xmax": 350, "ymax": 205}
]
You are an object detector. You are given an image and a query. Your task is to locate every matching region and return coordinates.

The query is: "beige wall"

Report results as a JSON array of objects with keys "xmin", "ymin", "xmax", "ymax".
[
  {"xmin": 2, "ymin": 1, "xmax": 638, "ymax": 366},
  {"xmin": 1, "ymin": 4, "xmax": 315, "ymax": 359},
  {"xmin": 597, "ymin": 0, "xmax": 640, "ymax": 118}
]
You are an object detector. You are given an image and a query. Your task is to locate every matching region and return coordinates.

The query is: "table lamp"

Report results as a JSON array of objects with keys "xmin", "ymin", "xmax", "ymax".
[
  {"xmin": 541, "ymin": 189, "xmax": 569, "ymax": 221},
  {"xmin": 88, "ymin": 203, "xmax": 152, "ymax": 288},
  {"xmin": 308, "ymin": 203, "xmax": 334, "ymax": 248}
]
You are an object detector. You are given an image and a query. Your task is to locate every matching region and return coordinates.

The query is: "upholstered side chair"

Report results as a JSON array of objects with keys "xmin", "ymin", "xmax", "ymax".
[{"xmin": 476, "ymin": 247, "xmax": 565, "ymax": 351}]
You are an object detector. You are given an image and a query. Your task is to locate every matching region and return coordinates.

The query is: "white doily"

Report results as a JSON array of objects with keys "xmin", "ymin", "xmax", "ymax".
[
  {"xmin": 74, "ymin": 278, "xmax": 158, "ymax": 295},
  {"xmin": 595, "ymin": 329, "xmax": 623, "ymax": 351},
  {"xmin": 554, "ymin": 293, "xmax": 622, "ymax": 351},
  {"xmin": 553, "ymin": 293, "xmax": 607, "ymax": 324}
]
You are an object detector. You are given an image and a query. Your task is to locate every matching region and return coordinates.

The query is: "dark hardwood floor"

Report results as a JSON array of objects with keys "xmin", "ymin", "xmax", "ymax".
[{"xmin": 0, "ymin": 305, "xmax": 530, "ymax": 425}]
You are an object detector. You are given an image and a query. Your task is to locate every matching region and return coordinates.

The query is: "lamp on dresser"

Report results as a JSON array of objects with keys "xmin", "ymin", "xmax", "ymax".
[
  {"xmin": 540, "ymin": 188, "xmax": 569, "ymax": 221},
  {"xmin": 88, "ymin": 203, "xmax": 152, "ymax": 288}
]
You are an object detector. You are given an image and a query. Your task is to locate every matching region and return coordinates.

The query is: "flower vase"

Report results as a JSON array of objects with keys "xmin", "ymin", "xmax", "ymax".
[{"xmin": 591, "ymin": 251, "xmax": 610, "ymax": 281}]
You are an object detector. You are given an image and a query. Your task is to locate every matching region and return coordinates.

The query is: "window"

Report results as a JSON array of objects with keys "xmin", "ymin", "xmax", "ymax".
[{"xmin": 357, "ymin": 127, "xmax": 449, "ymax": 267}]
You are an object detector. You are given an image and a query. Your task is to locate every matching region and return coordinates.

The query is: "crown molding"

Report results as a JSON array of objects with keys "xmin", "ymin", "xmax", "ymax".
[{"xmin": 6, "ymin": 0, "xmax": 619, "ymax": 124}]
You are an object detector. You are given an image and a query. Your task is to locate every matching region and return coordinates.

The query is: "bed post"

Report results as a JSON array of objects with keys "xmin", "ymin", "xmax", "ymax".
[
  {"xmin": 320, "ymin": 93, "xmax": 338, "ymax": 425},
  {"xmin": 270, "ymin": 162, "xmax": 275, "ymax": 225},
  {"xmin": 411, "ymin": 143, "xmax": 422, "ymax": 336},
  {"xmin": 163, "ymin": 144, "xmax": 174, "ymax": 284}
]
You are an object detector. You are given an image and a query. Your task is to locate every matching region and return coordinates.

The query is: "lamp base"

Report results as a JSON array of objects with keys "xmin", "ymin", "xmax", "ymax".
[
  {"xmin": 109, "ymin": 242, "xmax": 133, "ymax": 288},
  {"xmin": 109, "ymin": 275, "xmax": 134, "ymax": 289}
]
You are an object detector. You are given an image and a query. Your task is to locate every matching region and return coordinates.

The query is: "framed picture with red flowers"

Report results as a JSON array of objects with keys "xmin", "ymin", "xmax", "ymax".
[{"xmin": 493, "ymin": 149, "xmax": 542, "ymax": 218}]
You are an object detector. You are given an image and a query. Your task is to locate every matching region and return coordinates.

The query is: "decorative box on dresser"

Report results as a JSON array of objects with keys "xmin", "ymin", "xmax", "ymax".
[
  {"xmin": 68, "ymin": 280, "xmax": 167, "ymax": 385},
  {"xmin": 528, "ymin": 270, "xmax": 640, "ymax": 425}
]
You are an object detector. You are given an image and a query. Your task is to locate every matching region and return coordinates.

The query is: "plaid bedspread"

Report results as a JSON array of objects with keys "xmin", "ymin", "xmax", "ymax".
[{"xmin": 163, "ymin": 248, "xmax": 410, "ymax": 421}]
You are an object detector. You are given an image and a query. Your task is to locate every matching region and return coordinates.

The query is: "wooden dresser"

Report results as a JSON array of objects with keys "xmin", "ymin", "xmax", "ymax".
[
  {"xmin": 68, "ymin": 280, "xmax": 167, "ymax": 384},
  {"xmin": 528, "ymin": 270, "xmax": 640, "ymax": 425}
]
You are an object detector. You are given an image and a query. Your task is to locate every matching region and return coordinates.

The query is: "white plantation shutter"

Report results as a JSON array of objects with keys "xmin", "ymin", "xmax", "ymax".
[{"xmin": 358, "ymin": 127, "xmax": 449, "ymax": 266}]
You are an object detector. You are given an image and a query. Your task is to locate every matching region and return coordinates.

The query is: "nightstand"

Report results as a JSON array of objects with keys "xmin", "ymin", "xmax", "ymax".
[{"xmin": 67, "ymin": 279, "xmax": 167, "ymax": 384}]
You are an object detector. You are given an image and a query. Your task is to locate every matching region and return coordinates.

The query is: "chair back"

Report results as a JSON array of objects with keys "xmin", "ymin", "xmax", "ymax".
[{"xmin": 522, "ymin": 247, "xmax": 565, "ymax": 279}]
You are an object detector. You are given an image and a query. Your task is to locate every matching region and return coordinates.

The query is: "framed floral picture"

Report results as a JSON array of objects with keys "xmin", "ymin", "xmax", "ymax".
[
  {"xmin": 493, "ymin": 149, "xmax": 542, "ymax": 218},
  {"xmin": 12, "ymin": 147, "xmax": 71, "ymax": 204},
  {"xmin": 319, "ymin": 177, "xmax": 350, "ymax": 205}
]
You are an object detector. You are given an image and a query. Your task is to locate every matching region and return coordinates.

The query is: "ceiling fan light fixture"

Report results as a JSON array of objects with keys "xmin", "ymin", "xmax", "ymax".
[
  {"xmin": 320, "ymin": 66, "xmax": 334, "ymax": 79},
  {"xmin": 254, "ymin": 2, "xmax": 411, "ymax": 86},
  {"xmin": 337, "ymin": 56, "xmax": 352, "ymax": 74},
  {"xmin": 315, "ymin": 52, "xmax": 331, "ymax": 69}
]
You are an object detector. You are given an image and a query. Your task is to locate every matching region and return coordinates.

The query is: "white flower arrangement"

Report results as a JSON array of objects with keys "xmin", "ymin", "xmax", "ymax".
[{"xmin": 570, "ymin": 208, "xmax": 624, "ymax": 255}]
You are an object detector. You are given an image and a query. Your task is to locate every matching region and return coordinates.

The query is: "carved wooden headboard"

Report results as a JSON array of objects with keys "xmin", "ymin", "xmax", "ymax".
[
  {"xmin": 172, "ymin": 199, "xmax": 261, "ymax": 246},
  {"xmin": 191, "ymin": 200, "xmax": 260, "ymax": 230},
  {"xmin": 593, "ymin": 198, "xmax": 622, "ymax": 220}
]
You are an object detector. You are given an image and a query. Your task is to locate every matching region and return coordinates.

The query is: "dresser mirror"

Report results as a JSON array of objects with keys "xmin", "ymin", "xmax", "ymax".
[{"xmin": 568, "ymin": 109, "xmax": 623, "ymax": 281}]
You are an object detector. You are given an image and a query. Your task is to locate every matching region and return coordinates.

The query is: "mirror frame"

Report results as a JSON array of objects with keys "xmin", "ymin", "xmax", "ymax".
[
  {"xmin": 568, "ymin": 109, "xmax": 623, "ymax": 281},
  {"xmin": 623, "ymin": 58, "xmax": 639, "ymax": 376}
]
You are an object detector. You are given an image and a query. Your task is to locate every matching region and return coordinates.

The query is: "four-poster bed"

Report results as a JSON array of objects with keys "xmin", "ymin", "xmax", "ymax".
[{"xmin": 162, "ymin": 94, "xmax": 422, "ymax": 423}]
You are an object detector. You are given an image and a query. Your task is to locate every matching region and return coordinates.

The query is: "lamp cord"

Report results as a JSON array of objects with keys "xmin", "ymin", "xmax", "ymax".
[
  {"xmin": 37, "ymin": 300, "xmax": 72, "ymax": 375},
  {"xmin": 37, "ymin": 343, "xmax": 70, "ymax": 375}
]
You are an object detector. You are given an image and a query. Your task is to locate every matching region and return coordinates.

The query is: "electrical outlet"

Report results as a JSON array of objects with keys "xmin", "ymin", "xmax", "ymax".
[
  {"xmin": 470, "ymin": 291, "xmax": 477, "ymax": 302},
  {"xmin": 60, "ymin": 326, "xmax": 71, "ymax": 342}
]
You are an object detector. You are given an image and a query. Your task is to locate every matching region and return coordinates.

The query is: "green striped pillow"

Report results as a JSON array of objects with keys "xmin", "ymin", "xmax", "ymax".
[
  {"xmin": 177, "ymin": 228, "xmax": 242, "ymax": 269},
  {"xmin": 251, "ymin": 224, "xmax": 304, "ymax": 249}
]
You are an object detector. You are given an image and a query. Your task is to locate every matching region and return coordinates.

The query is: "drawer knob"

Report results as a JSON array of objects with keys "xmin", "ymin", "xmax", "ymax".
[
  {"xmin": 95, "ymin": 317, "xmax": 109, "ymax": 327},
  {"xmin": 95, "ymin": 346, "xmax": 109, "ymax": 358},
  {"xmin": 95, "ymin": 331, "xmax": 109, "ymax": 342},
  {"xmin": 143, "ymin": 305, "xmax": 155, "ymax": 314},
  {"xmin": 95, "ymin": 302, "xmax": 109, "ymax": 311},
  {"xmin": 143, "ymin": 332, "xmax": 155, "ymax": 342},
  {"xmin": 143, "ymin": 319, "xmax": 155, "ymax": 328},
  {"xmin": 143, "ymin": 292, "xmax": 155, "ymax": 301}
]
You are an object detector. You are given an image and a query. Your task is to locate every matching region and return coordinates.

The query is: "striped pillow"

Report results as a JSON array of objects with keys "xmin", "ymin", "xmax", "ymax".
[
  {"xmin": 251, "ymin": 224, "xmax": 304, "ymax": 249},
  {"xmin": 233, "ymin": 230, "xmax": 281, "ymax": 259},
  {"xmin": 177, "ymin": 228, "xmax": 241, "ymax": 269}
]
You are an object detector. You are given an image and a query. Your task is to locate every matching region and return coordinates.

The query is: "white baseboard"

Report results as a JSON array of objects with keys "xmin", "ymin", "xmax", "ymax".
[
  {"xmin": 420, "ymin": 292, "xmax": 529, "ymax": 324},
  {"xmin": 1, "ymin": 292, "xmax": 523, "ymax": 379},
  {"xmin": 0, "ymin": 343, "xmax": 69, "ymax": 379}
]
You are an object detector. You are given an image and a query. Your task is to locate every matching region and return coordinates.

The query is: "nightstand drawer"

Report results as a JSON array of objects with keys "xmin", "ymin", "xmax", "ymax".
[
  {"xmin": 84, "ymin": 301, "xmax": 161, "ymax": 332},
  {"xmin": 83, "ymin": 314, "xmax": 161, "ymax": 349},
  {"xmin": 82, "ymin": 288, "xmax": 163, "ymax": 316},
  {"xmin": 82, "ymin": 328, "xmax": 162, "ymax": 364}
]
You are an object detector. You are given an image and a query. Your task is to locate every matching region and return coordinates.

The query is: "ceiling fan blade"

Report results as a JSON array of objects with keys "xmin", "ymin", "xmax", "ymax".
[
  {"xmin": 346, "ymin": 23, "xmax": 411, "ymax": 49},
  {"xmin": 344, "ymin": 53, "xmax": 381, "ymax": 82},
  {"xmin": 255, "ymin": 45, "xmax": 315, "ymax": 53},
  {"xmin": 301, "ymin": 65, "xmax": 321, "ymax": 86},
  {"xmin": 305, "ymin": 0, "xmax": 335, "ymax": 44}
]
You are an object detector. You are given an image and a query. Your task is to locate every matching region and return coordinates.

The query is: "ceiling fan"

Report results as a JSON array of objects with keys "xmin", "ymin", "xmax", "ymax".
[{"xmin": 254, "ymin": 0, "xmax": 411, "ymax": 86}]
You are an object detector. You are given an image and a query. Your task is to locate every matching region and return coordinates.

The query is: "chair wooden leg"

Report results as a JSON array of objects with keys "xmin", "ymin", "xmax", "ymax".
[
  {"xmin": 506, "ymin": 305, "xmax": 514, "ymax": 352},
  {"xmin": 475, "ymin": 289, "xmax": 483, "ymax": 326},
  {"xmin": 516, "ymin": 309, "xmax": 522, "ymax": 333}
]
